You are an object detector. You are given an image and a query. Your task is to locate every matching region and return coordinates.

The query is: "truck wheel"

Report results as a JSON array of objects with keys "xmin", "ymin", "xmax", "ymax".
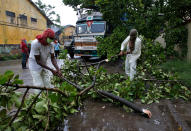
[
  {"xmin": 69, "ymin": 52, "xmax": 74, "ymax": 58},
  {"xmin": 81, "ymin": 56, "xmax": 90, "ymax": 61}
]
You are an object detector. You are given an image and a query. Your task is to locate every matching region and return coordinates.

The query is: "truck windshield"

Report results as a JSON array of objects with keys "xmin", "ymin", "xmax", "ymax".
[
  {"xmin": 76, "ymin": 22, "xmax": 105, "ymax": 34},
  {"xmin": 76, "ymin": 24, "xmax": 87, "ymax": 34},
  {"xmin": 91, "ymin": 22, "xmax": 105, "ymax": 33}
]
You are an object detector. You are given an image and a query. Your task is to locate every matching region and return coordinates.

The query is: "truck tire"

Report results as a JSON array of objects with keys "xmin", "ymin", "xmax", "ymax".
[
  {"xmin": 81, "ymin": 56, "xmax": 90, "ymax": 61},
  {"xmin": 69, "ymin": 52, "xmax": 74, "ymax": 58}
]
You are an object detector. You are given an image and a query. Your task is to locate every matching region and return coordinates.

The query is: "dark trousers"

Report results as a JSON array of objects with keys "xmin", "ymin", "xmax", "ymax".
[
  {"xmin": 55, "ymin": 50, "xmax": 60, "ymax": 58},
  {"xmin": 22, "ymin": 53, "xmax": 27, "ymax": 68}
]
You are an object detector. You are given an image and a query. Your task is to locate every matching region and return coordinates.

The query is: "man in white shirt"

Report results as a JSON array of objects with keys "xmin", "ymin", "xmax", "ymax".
[
  {"xmin": 119, "ymin": 29, "xmax": 142, "ymax": 80},
  {"xmin": 29, "ymin": 29, "xmax": 62, "ymax": 92}
]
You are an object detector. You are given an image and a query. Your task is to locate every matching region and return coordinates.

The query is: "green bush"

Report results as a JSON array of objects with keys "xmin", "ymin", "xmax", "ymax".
[
  {"xmin": 164, "ymin": 25, "xmax": 188, "ymax": 57},
  {"xmin": 97, "ymin": 26, "xmax": 128, "ymax": 58},
  {"xmin": 0, "ymin": 53, "xmax": 22, "ymax": 61}
]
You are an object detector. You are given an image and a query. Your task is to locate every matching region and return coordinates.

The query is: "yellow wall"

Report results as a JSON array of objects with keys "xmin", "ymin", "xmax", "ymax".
[
  {"xmin": 0, "ymin": 0, "xmax": 47, "ymax": 44},
  {"xmin": 63, "ymin": 26, "xmax": 75, "ymax": 37},
  {"xmin": 59, "ymin": 26, "xmax": 75, "ymax": 44}
]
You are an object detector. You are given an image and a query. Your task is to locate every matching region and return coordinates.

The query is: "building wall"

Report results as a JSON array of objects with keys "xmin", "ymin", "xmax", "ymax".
[
  {"xmin": 186, "ymin": 23, "xmax": 191, "ymax": 62},
  {"xmin": 59, "ymin": 26, "xmax": 75, "ymax": 44},
  {"xmin": 0, "ymin": 0, "xmax": 47, "ymax": 48},
  {"xmin": 63, "ymin": 26, "xmax": 75, "ymax": 37}
]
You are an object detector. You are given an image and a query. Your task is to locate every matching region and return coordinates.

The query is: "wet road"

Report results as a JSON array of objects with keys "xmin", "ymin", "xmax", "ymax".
[{"xmin": 0, "ymin": 59, "xmax": 191, "ymax": 131}]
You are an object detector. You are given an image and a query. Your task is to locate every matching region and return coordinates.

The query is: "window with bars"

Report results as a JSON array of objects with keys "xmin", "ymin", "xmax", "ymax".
[
  {"xmin": 31, "ymin": 17, "xmax": 37, "ymax": 25},
  {"xmin": 5, "ymin": 11, "xmax": 15, "ymax": 24},
  {"xmin": 19, "ymin": 14, "xmax": 27, "ymax": 25}
]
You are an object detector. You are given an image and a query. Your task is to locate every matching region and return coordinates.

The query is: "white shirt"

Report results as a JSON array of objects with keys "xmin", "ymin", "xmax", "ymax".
[
  {"xmin": 121, "ymin": 36, "xmax": 142, "ymax": 63},
  {"xmin": 29, "ymin": 39, "xmax": 54, "ymax": 71}
]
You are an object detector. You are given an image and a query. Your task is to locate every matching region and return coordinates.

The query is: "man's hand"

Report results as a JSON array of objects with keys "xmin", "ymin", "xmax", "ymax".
[
  {"xmin": 51, "ymin": 69, "xmax": 58, "ymax": 76},
  {"xmin": 119, "ymin": 51, "xmax": 124, "ymax": 56},
  {"xmin": 51, "ymin": 69, "xmax": 62, "ymax": 77},
  {"xmin": 142, "ymin": 109, "xmax": 152, "ymax": 118},
  {"xmin": 56, "ymin": 69, "xmax": 62, "ymax": 77}
]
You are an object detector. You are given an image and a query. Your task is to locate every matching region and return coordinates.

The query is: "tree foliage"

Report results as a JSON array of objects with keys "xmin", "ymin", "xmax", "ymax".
[
  {"xmin": 62, "ymin": 0, "xmax": 191, "ymax": 57},
  {"xmin": 34, "ymin": 0, "xmax": 61, "ymax": 25},
  {"xmin": 62, "ymin": 0, "xmax": 97, "ymax": 9}
]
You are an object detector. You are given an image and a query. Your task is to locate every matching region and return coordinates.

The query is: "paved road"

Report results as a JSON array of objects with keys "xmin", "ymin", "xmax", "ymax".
[
  {"xmin": 0, "ymin": 60, "xmax": 33, "ymax": 85},
  {"xmin": 0, "ymin": 59, "xmax": 64, "ymax": 93}
]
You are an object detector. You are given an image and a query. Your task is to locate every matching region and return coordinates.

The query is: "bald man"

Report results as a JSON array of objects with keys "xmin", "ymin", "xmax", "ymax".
[{"xmin": 119, "ymin": 29, "xmax": 142, "ymax": 80}]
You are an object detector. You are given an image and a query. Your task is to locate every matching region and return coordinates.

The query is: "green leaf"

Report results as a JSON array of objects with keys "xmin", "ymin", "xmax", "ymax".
[
  {"xmin": 48, "ymin": 93, "xmax": 58, "ymax": 103},
  {"xmin": 70, "ymin": 108, "xmax": 78, "ymax": 114},
  {"xmin": 0, "ymin": 109, "xmax": 7, "ymax": 118},
  {"xmin": 141, "ymin": 99, "xmax": 145, "ymax": 103},
  {"xmin": 147, "ymin": 100, "xmax": 153, "ymax": 104},
  {"xmin": 35, "ymin": 100, "xmax": 48, "ymax": 114},
  {"xmin": 5, "ymin": 127, "xmax": 11, "ymax": 131},
  {"xmin": 0, "ymin": 75, "xmax": 8, "ymax": 84},
  {"xmin": 14, "ymin": 97, "xmax": 21, "ymax": 108},
  {"xmin": 12, "ymin": 79, "xmax": 23, "ymax": 85},
  {"xmin": 63, "ymin": 105, "xmax": 68, "ymax": 112},
  {"xmin": 4, "ymin": 70, "xmax": 14, "ymax": 77},
  {"xmin": 32, "ymin": 114, "xmax": 46, "ymax": 120},
  {"xmin": 13, "ymin": 116, "xmax": 24, "ymax": 123},
  {"xmin": 14, "ymin": 74, "xmax": 19, "ymax": 80},
  {"xmin": 0, "ymin": 93, "xmax": 9, "ymax": 96},
  {"xmin": 63, "ymin": 112, "xmax": 68, "ymax": 117},
  {"xmin": 17, "ymin": 126, "xmax": 27, "ymax": 131}
]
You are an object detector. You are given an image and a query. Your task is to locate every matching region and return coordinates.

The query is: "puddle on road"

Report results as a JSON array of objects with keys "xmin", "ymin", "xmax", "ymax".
[
  {"xmin": 56, "ymin": 99, "xmax": 159, "ymax": 131},
  {"xmin": 55, "ymin": 99, "xmax": 191, "ymax": 131}
]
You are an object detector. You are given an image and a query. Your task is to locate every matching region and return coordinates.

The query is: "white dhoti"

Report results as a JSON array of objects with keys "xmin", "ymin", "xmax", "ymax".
[
  {"xmin": 30, "ymin": 69, "xmax": 51, "ymax": 93},
  {"xmin": 125, "ymin": 55, "xmax": 137, "ymax": 81}
]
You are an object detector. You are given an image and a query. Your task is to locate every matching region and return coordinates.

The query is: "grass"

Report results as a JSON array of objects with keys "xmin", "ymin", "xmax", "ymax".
[
  {"xmin": 159, "ymin": 59, "xmax": 191, "ymax": 87},
  {"xmin": 0, "ymin": 54, "xmax": 22, "ymax": 61}
]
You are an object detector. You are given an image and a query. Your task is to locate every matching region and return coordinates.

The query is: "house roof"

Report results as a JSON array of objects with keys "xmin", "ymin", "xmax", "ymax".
[
  {"xmin": 63, "ymin": 25, "xmax": 75, "ymax": 29},
  {"xmin": 55, "ymin": 25, "xmax": 75, "ymax": 36},
  {"xmin": 28, "ymin": 0, "xmax": 53, "ymax": 24}
]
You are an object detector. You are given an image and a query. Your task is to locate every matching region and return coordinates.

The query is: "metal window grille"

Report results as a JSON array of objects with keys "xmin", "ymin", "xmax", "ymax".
[
  {"xmin": 6, "ymin": 11, "xmax": 15, "ymax": 17},
  {"xmin": 19, "ymin": 14, "xmax": 27, "ymax": 20},
  {"xmin": 31, "ymin": 17, "xmax": 37, "ymax": 22}
]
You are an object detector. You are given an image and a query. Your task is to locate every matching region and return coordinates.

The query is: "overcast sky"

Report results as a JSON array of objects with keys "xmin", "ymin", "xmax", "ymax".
[{"xmin": 32, "ymin": 0, "xmax": 78, "ymax": 26}]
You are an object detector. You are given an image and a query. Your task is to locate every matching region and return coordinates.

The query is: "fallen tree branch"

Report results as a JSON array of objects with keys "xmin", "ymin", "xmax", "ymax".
[
  {"xmin": 82, "ymin": 57, "xmax": 91, "ymax": 79},
  {"xmin": 59, "ymin": 76, "xmax": 83, "ymax": 91},
  {"xmin": 79, "ymin": 59, "xmax": 106, "ymax": 67},
  {"xmin": 8, "ymin": 88, "xmax": 29, "ymax": 126},
  {"xmin": 20, "ymin": 91, "xmax": 42, "ymax": 123},
  {"xmin": 26, "ymin": 91, "xmax": 42, "ymax": 114},
  {"xmin": 45, "ymin": 91, "xmax": 50, "ymax": 131},
  {"xmin": 3, "ymin": 84, "xmax": 67, "ymax": 97},
  {"xmin": 78, "ymin": 61, "xmax": 102, "ymax": 96},
  {"xmin": 78, "ymin": 75, "xmax": 96, "ymax": 96},
  {"xmin": 97, "ymin": 90, "xmax": 152, "ymax": 118},
  {"xmin": 142, "ymin": 78, "xmax": 181, "ymax": 82}
]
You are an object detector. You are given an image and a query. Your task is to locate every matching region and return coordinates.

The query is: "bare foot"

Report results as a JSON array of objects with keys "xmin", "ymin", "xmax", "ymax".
[{"xmin": 143, "ymin": 109, "xmax": 152, "ymax": 118}]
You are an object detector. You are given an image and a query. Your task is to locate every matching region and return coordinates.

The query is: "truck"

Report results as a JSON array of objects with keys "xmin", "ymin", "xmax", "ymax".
[{"xmin": 73, "ymin": 10, "xmax": 107, "ymax": 59}]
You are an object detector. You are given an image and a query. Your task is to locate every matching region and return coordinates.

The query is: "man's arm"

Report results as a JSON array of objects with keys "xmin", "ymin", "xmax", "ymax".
[
  {"xmin": 51, "ymin": 53, "xmax": 59, "ymax": 71},
  {"xmin": 34, "ymin": 55, "xmax": 54, "ymax": 72},
  {"xmin": 119, "ymin": 36, "xmax": 130, "ymax": 55},
  {"xmin": 50, "ymin": 53, "xmax": 62, "ymax": 76}
]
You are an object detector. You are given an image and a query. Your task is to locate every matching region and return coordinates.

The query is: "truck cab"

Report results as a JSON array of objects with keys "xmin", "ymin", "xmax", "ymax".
[{"xmin": 74, "ymin": 12, "xmax": 106, "ymax": 58}]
